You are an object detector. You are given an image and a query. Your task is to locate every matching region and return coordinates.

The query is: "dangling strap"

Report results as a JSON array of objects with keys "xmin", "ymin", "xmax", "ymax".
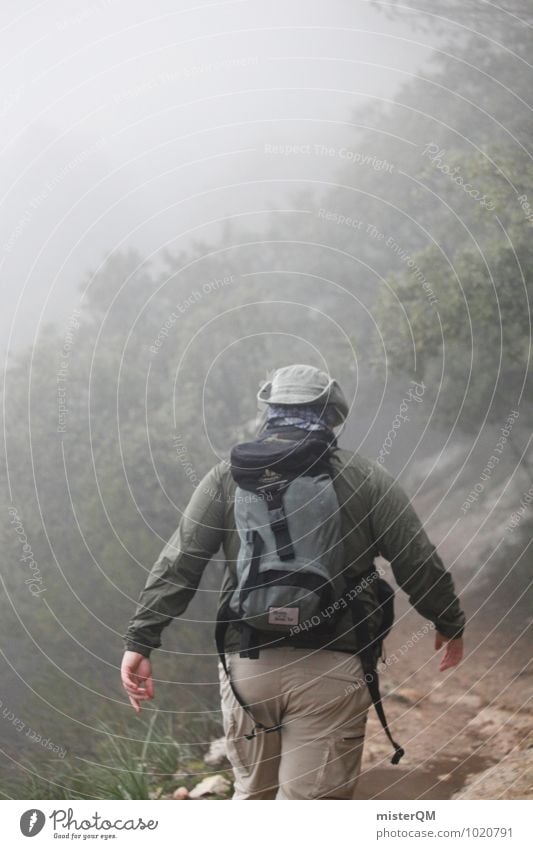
[
  {"xmin": 348, "ymin": 595, "xmax": 405, "ymax": 764},
  {"xmin": 360, "ymin": 656, "xmax": 405, "ymax": 765}
]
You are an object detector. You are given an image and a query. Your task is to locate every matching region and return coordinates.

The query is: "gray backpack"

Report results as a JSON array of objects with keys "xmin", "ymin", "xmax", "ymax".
[
  {"xmin": 230, "ymin": 469, "xmax": 345, "ymax": 634},
  {"xmin": 214, "ymin": 427, "xmax": 405, "ymax": 764}
]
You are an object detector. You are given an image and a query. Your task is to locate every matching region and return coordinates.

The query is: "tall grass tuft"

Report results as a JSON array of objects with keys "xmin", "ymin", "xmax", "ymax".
[{"xmin": 11, "ymin": 710, "xmax": 225, "ymax": 800}]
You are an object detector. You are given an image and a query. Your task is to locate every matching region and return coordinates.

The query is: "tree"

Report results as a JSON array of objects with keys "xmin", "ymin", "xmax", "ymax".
[{"xmin": 374, "ymin": 146, "xmax": 533, "ymax": 472}]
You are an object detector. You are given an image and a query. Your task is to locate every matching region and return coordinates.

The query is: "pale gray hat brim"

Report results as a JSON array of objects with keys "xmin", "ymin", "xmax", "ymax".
[{"xmin": 257, "ymin": 366, "xmax": 349, "ymax": 426}]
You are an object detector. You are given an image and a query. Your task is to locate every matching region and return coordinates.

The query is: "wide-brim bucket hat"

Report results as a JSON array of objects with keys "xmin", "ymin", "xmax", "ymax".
[{"xmin": 257, "ymin": 364, "xmax": 349, "ymax": 427}]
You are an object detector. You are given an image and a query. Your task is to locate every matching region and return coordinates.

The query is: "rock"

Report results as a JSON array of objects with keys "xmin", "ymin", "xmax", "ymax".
[
  {"xmin": 204, "ymin": 737, "xmax": 230, "ymax": 767},
  {"xmin": 389, "ymin": 688, "xmax": 427, "ymax": 705},
  {"xmin": 172, "ymin": 786, "xmax": 190, "ymax": 800},
  {"xmin": 465, "ymin": 706, "xmax": 533, "ymax": 758},
  {"xmin": 453, "ymin": 748, "xmax": 533, "ymax": 799},
  {"xmin": 188, "ymin": 775, "xmax": 232, "ymax": 799},
  {"xmin": 432, "ymin": 692, "xmax": 484, "ymax": 710}
]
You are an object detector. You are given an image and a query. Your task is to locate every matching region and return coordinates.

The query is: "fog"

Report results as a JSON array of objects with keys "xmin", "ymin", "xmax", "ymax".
[
  {"xmin": 1, "ymin": 0, "xmax": 531, "ymax": 805},
  {"xmin": 1, "ymin": 0, "xmax": 438, "ymax": 352}
]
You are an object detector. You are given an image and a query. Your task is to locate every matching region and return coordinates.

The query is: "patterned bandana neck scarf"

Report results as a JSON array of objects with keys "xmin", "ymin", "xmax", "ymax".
[{"xmin": 262, "ymin": 404, "xmax": 337, "ymax": 434}]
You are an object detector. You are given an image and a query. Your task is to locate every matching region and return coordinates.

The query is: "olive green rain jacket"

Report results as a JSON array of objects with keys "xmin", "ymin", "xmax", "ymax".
[{"xmin": 123, "ymin": 445, "xmax": 465, "ymax": 657}]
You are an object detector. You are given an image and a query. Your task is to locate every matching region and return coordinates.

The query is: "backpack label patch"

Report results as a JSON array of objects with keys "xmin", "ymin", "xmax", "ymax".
[{"xmin": 268, "ymin": 606, "xmax": 299, "ymax": 626}]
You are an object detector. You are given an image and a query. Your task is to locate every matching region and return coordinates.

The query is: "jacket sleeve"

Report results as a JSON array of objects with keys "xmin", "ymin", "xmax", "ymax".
[
  {"xmin": 123, "ymin": 463, "xmax": 227, "ymax": 657},
  {"xmin": 368, "ymin": 463, "xmax": 465, "ymax": 639}
]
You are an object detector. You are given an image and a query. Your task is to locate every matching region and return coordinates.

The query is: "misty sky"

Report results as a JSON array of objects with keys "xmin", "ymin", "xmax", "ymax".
[{"xmin": 1, "ymin": 0, "xmax": 439, "ymax": 353}]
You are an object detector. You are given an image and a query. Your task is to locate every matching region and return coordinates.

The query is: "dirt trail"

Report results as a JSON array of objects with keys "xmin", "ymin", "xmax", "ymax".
[{"xmin": 354, "ymin": 612, "xmax": 532, "ymax": 800}]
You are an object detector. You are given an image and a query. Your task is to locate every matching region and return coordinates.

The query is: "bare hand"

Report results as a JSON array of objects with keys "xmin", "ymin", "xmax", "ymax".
[
  {"xmin": 435, "ymin": 632, "xmax": 463, "ymax": 672},
  {"xmin": 121, "ymin": 651, "xmax": 154, "ymax": 713}
]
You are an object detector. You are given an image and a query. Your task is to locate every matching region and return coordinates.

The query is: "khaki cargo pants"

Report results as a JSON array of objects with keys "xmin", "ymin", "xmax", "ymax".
[{"xmin": 218, "ymin": 646, "xmax": 373, "ymax": 800}]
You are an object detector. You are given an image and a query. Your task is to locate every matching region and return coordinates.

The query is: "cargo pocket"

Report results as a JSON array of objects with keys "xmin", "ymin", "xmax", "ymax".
[
  {"xmin": 223, "ymin": 711, "xmax": 251, "ymax": 774},
  {"xmin": 312, "ymin": 726, "xmax": 367, "ymax": 799}
]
